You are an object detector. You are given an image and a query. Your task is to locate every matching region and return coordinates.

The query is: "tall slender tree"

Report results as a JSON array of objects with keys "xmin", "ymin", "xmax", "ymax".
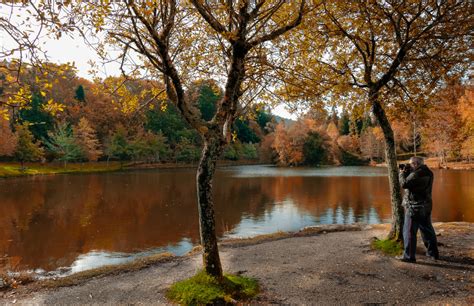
[
  {"xmin": 45, "ymin": 123, "xmax": 83, "ymax": 167},
  {"xmin": 280, "ymin": 0, "xmax": 472, "ymax": 240},
  {"xmin": 58, "ymin": 0, "xmax": 306, "ymax": 277},
  {"xmin": 74, "ymin": 117, "xmax": 102, "ymax": 161}
]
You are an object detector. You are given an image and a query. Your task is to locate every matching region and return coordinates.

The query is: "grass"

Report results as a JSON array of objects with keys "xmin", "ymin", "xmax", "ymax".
[
  {"xmin": 371, "ymin": 238, "xmax": 403, "ymax": 256},
  {"xmin": 166, "ymin": 271, "xmax": 259, "ymax": 305},
  {"xmin": 0, "ymin": 162, "xmax": 122, "ymax": 178}
]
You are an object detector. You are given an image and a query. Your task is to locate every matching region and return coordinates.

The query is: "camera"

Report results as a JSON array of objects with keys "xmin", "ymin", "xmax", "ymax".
[{"xmin": 398, "ymin": 163, "xmax": 411, "ymax": 172}]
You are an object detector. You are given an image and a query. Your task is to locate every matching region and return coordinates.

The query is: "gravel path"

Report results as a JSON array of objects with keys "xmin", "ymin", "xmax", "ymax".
[{"xmin": 2, "ymin": 223, "xmax": 473, "ymax": 304}]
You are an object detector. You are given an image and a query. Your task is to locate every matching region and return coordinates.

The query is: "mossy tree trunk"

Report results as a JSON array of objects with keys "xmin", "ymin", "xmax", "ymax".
[
  {"xmin": 196, "ymin": 136, "xmax": 225, "ymax": 277},
  {"xmin": 116, "ymin": 0, "xmax": 305, "ymax": 280},
  {"xmin": 370, "ymin": 90, "xmax": 404, "ymax": 242}
]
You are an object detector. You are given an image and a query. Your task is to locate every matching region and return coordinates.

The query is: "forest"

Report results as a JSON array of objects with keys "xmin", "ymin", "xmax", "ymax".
[{"xmin": 0, "ymin": 62, "xmax": 472, "ymax": 168}]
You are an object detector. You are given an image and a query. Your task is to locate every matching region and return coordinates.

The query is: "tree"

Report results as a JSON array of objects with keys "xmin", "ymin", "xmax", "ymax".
[
  {"xmin": 130, "ymin": 129, "xmax": 170, "ymax": 162},
  {"xmin": 62, "ymin": 0, "xmax": 307, "ymax": 278},
  {"xmin": 303, "ymin": 132, "xmax": 328, "ymax": 166},
  {"xmin": 0, "ymin": 119, "xmax": 17, "ymax": 157},
  {"xmin": 196, "ymin": 82, "xmax": 219, "ymax": 121},
  {"xmin": 74, "ymin": 117, "xmax": 102, "ymax": 162},
  {"xmin": 338, "ymin": 110, "xmax": 350, "ymax": 136},
  {"xmin": 281, "ymin": 1, "xmax": 472, "ymax": 241},
  {"xmin": 18, "ymin": 93, "xmax": 54, "ymax": 141},
  {"xmin": 145, "ymin": 103, "xmax": 197, "ymax": 146},
  {"xmin": 175, "ymin": 137, "xmax": 200, "ymax": 163},
  {"xmin": 241, "ymin": 143, "xmax": 258, "ymax": 160},
  {"xmin": 422, "ymin": 82, "xmax": 466, "ymax": 165},
  {"xmin": 74, "ymin": 85, "xmax": 86, "ymax": 102},
  {"xmin": 105, "ymin": 126, "xmax": 131, "ymax": 166},
  {"xmin": 360, "ymin": 127, "xmax": 384, "ymax": 163},
  {"xmin": 273, "ymin": 118, "xmax": 316, "ymax": 166},
  {"xmin": 1, "ymin": 61, "xmax": 74, "ymax": 122},
  {"xmin": 144, "ymin": 131, "xmax": 169, "ymax": 162},
  {"xmin": 14, "ymin": 122, "xmax": 44, "ymax": 169},
  {"xmin": 459, "ymin": 86, "xmax": 474, "ymax": 162},
  {"xmin": 45, "ymin": 124, "xmax": 83, "ymax": 167},
  {"xmin": 326, "ymin": 122, "xmax": 339, "ymax": 141},
  {"xmin": 234, "ymin": 118, "xmax": 260, "ymax": 144},
  {"xmin": 0, "ymin": 1, "xmax": 53, "ymax": 119}
]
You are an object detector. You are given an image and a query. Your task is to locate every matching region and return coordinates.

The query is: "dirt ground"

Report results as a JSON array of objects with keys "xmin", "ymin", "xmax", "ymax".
[{"xmin": 1, "ymin": 222, "xmax": 473, "ymax": 305}]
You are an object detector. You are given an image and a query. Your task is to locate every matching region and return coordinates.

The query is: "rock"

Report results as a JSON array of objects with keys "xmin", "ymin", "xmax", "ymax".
[{"xmin": 0, "ymin": 278, "xmax": 5, "ymax": 289}]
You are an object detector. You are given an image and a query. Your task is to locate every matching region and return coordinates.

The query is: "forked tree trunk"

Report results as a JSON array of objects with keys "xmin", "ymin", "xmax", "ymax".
[
  {"xmin": 371, "ymin": 91, "xmax": 404, "ymax": 242},
  {"xmin": 196, "ymin": 136, "xmax": 224, "ymax": 278}
]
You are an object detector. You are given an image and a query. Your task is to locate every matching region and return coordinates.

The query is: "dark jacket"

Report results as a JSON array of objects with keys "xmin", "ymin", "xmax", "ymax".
[{"xmin": 399, "ymin": 164, "xmax": 434, "ymax": 213}]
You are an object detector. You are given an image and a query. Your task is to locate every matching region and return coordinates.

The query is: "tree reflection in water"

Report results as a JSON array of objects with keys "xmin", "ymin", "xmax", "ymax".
[{"xmin": 0, "ymin": 166, "xmax": 472, "ymax": 274}]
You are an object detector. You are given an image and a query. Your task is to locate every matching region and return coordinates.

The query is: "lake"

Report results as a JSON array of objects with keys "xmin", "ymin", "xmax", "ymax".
[{"xmin": 0, "ymin": 165, "xmax": 472, "ymax": 276}]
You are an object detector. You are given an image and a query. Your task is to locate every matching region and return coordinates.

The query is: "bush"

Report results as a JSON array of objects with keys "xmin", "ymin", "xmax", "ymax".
[
  {"xmin": 223, "ymin": 144, "xmax": 239, "ymax": 160},
  {"xmin": 242, "ymin": 143, "xmax": 258, "ymax": 160}
]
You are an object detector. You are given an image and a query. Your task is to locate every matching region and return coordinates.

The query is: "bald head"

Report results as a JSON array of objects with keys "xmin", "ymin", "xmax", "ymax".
[{"xmin": 410, "ymin": 156, "xmax": 424, "ymax": 169}]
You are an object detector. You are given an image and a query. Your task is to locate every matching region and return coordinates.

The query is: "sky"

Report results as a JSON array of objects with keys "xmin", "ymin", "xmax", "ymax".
[{"xmin": 0, "ymin": 4, "xmax": 298, "ymax": 120}]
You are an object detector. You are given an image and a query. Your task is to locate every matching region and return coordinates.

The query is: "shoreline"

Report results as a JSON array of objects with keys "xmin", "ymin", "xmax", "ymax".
[
  {"xmin": 376, "ymin": 157, "xmax": 474, "ymax": 171},
  {"xmin": 0, "ymin": 160, "xmax": 264, "ymax": 179},
  {"xmin": 1, "ymin": 222, "xmax": 472, "ymax": 304},
  {"xmin": 1, "ymin": 158, "xmax": 472, "ymax": 179}
]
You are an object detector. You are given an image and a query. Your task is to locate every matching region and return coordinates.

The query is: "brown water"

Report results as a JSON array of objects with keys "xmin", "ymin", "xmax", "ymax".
[{"xmin": 0, "ymin": 165, "xmax": 472, "ymax": 276}]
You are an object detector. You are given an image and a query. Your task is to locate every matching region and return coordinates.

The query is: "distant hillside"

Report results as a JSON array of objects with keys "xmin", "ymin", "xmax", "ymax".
[{"xmin": 273, "ymin": 115, "xmax": 296, "ymax": 126}]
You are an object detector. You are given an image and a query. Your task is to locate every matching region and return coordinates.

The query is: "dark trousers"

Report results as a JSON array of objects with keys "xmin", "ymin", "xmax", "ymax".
[{"xmin": 403, "ymin": 209, "xmax": 439, "ymax": 260}]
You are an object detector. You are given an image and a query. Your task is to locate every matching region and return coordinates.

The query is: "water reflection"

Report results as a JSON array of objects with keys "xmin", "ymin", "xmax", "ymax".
[{"xmin": 0, "ymin": 166, "xmax": 472, "ymax": 274}]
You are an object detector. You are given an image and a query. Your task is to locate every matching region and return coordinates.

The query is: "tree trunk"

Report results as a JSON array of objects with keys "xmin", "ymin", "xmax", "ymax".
[
  {"xmin": 196, "ymin": 136, "xmax": 224, "ymax": 278},
  {"xmin": 413, "ymin": 119, "xmax": 417, "ymax": 156},
  {"xmin": 371, "ymin": 91, "xmax": 404, "ymax": 242}
]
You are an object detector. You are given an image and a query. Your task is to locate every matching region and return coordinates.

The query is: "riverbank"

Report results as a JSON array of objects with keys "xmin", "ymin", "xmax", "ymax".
[
  {"xmin": 0, "ymin": 162, "xmax": 123, "ymax": 178},
  {"xmin": 1, "ymin": 222, "xmax": 472, "ymax": 304},
  {"xmin": 423, "ymin": 158, "xmax": 474, "ymax": 170},
  {"xmin": 0, "ymin": 160, "xmax": 264, "ymax": 178},
  {"xmin": 377, "ymin": 157, "xmax": 474, "ymax": 170}
]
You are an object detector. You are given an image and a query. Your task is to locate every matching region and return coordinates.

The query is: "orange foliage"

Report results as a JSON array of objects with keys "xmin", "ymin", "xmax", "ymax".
[{"xmin": 0, "ymin": 119, "xmax": 17, "ymax": 156}]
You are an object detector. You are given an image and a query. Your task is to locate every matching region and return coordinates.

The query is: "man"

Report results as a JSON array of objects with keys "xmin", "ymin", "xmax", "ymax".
[{"xmin": 398, "ymin": 156, "xmax": 439, "ymax": 263}]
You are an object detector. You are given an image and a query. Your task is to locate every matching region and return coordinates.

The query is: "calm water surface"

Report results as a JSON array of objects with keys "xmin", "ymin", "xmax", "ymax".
[{"xmin": 0, "ymin": 165, "xmax": 472, "ymax": 276}]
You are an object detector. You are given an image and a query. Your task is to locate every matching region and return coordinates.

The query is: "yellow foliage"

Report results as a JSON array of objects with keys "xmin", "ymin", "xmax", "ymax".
[
  {"xmin": 43, "ymin": 99, "xmax": 65, "ymax": 116},
  {"xmin": 0, "ymin": 109, "xmax": 10, "ymax": 121}
]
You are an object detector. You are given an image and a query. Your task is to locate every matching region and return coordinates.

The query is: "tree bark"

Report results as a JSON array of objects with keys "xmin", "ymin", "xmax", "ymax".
[
  {"xmin": 196, "ymin": 135, "xmax": 224, "ymax": 278},
  {"xmin": 370, "ymin": 90, "xmax": 404, "ymax": 242}
]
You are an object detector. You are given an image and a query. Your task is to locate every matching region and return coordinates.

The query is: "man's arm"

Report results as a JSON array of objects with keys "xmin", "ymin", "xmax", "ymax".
[{"xmin": 399, "ymin": 171, "xmax": 417, "ymax": 189}]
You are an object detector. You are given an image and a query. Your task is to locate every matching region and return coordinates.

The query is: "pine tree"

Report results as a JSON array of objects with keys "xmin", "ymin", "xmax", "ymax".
[
  {"xmin": 18, "ymin": 93, "xmax": 54, "ymax": 141},
  {"xmin": 105, "ymin": 125, "xmax": 131, "ymax": 166},
  {"xmin": 338, "ymin": 111, "xmax": 350, "ymax": 136},
  {"xmin": 198, "ymin": 84, "xmax": 219, "ymax": 121},
  {"xmin": 45, "ymin": 124, "xmax": 82, "ymax": 167},
  {"xmin": 74, "ymin": 117, "xmax": 102, "ymax": 161},
  {"xmin": 14, "ymin": 122, "xmax": 44, "ymax": 169},
  {"xmin": 74, "ymin": 85, "xmax": 86, "ymax": 102}
]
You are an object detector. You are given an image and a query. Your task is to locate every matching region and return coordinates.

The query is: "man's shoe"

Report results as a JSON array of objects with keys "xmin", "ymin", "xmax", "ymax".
[
  {"xmin": 426, "ymin": 254, "xmax": 439, "ymax": 261},
  {"xmin": 395, "ymin": 256, "xmax": 416, "ymax": 263}
]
